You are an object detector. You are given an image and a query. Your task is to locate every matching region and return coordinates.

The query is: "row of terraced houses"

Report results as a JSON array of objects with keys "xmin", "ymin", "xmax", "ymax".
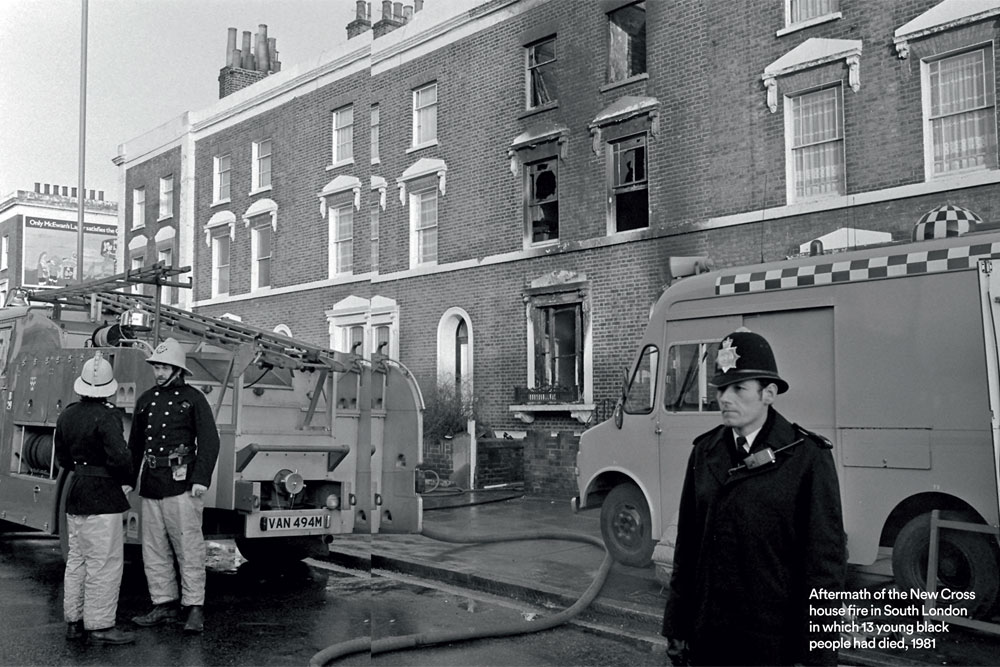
[{"xmin": 116, "ymin": 0, "xmax": 1000, "ymax": 495}]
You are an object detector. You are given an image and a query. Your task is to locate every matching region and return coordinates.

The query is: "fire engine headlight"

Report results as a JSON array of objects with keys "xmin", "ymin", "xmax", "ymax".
[
  {"xmin": 325, "ymin": 494, "xmax": 339, "ymax": 510},
  {"xmin": 274, "ymin": 469, "xmax": 304, "ymax": 495}
]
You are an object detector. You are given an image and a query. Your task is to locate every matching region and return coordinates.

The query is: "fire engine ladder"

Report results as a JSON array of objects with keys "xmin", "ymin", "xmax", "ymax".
[{"xmin": 28, "ymin": 264, "xmax": 358, "ymax": 428}]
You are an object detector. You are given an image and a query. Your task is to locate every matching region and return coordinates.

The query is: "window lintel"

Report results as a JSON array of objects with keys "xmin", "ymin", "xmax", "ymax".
[
  {"xmin": 894, "ymin": 0, "xmax": 1000, "ymax": 58},
  {"xmin": 508, "ymin": 123, "xmax": 570, "ymax": 175},
  {"xmin": 243, "ymin": 197, "xmax": 278, "ymax": 230},
  {"xmin": 204, "ymin": 210, "xmax": 236, "ymax": 247},
  {"xmin": 397, "ymin": 157, "xmax": 447, "ymax": 205},
  {"xmin": 318, "ymin": 175, "xmax": 362, "ymax": 216},
  {"xmin": 762, "ymin": 38, "xmax": 862, "ymax": 113},
  {"xmin": 588, "ymin": 96, "xmax": 659, "ymax": 155}
]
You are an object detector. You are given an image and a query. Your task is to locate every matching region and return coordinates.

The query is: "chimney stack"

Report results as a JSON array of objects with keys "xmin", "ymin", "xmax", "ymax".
[
  {"xmin": 373, "ymin": 0, "xmax": 406, "ymax": 38},
  {"xmin": 347, "ymin": 0, "xmax": 372, "ymax": 39},
  {"xmin": 220, "ymin": 25, "xmax": 279, "ymax": 98}
]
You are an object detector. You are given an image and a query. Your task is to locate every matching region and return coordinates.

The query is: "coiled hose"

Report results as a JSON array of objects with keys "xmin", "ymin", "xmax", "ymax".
[{"xmin": 308, "ymin": 526, "xmax": 613, "ymax": 666}]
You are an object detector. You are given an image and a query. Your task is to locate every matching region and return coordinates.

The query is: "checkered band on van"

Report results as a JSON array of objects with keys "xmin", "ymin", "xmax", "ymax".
[{"xmin": 715, "ymin": 242, "xmax": 1000, "ymax": 295}]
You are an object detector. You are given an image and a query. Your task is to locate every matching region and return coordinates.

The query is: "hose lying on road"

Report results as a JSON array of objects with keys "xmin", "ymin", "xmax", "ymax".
[{"xmin": 308, "ymin": 527, "xmax": 613, "ymax": 666}]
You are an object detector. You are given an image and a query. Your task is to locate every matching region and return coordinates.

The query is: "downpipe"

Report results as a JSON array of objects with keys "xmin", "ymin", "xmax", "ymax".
[{"xmin": 308, "ymin": 526, "xmax": 613, "ymax": 666}]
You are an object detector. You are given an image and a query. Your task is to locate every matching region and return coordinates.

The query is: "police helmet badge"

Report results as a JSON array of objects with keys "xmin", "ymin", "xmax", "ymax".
[{"xmin": 717, "ymin": 337, "xmax": 740, "ymax": 373}]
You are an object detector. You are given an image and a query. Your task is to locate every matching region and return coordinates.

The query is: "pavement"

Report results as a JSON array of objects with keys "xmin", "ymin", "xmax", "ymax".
[{"xmin": 325, "ymin": 492, "xmax": 1000, "ymax": 666}]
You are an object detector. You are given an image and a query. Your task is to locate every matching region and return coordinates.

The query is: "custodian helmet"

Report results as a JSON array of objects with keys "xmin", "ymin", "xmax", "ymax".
[
  {"xmin": 145, "ymin": 337, "xmax": 192, "ymax": 375},
  {"xmin": 710, "ymin": 330, "xmax": 789, "ymax": 394},
  {"xmin": 74, "ymin": 353, "xmax": 119, "ymax": 398}
]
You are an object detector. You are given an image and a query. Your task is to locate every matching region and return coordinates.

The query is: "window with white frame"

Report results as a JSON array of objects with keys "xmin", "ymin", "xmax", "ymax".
[
  {"xmin": 609, "ymin": 134, "xmax": 648, "ymax": 232},
  {"xmin": 374, "ymin": 324, "xmax": 390, "ymax": 356},
  {"xmin": 787, "ymin": 0, "xmax": 839, "ymax": 26},
  {"xmin": 251, "ymin": 220, "xmax": 272, "ymax": 289},
  {"xmin": 158, "ymin": 175, "xmax": 173, "ymax": 219},
  {"xmin": 370, "ymin": 204, "xmax": 379, "ymax": 273},
  {"xmin": 333, "ymin": 105, "xmax": 354, "ymax": 164},
  {"xmin": 1, "ymin": 235, "xmax": 8, "ymax": 271},
  {"xmin": 410, "ymin": 187, "xmax": 438, "ymax": 266},
  {"xmin": 132, "ymin": 187, "xmax": 145, "ymax": 229},
  {"xmin": 371, "ymin": 104, "xmax": 380, "ymax": 163},
  {"xmin": 526, "ymin": 157, "xmax": 558, "ymax": 243},
  {"xmin": 130, "ymin": 255, "xmax": 144, "ymax": 294},
  {"xmin": 787, "ymin": 84, "xmax": 845, "ymax": 201},
  {"xmin": 212, "ymin": 233, "xmax": 231, "ymax": 297},
  {"xmin": 158, "ymin": 247, "xmax": 177, "ymax": 303},
  {"xmin": 924, "ymin": 46, "xmax": 998, "ymax": 177},
  {"xmin": 526, "ymin": 36, "xmax": 557, "ymax": 109},
  {"xmin": 214, "ymin": 155, "xmax": 232, "ymax": 203},
  {"xmin": 412, "ymin": 83, "xmax": 437, "ymax": 147},
  {"xmin": 607, "ymin": 2, "xmax": 646, "ymax": 84},
  {"xmin": 252, "ymin": 139, "xmax": 272, "ymax": 190},
  {"xmin": 329, "ymin": 203, "xmax": 354, "ymax": 276}
]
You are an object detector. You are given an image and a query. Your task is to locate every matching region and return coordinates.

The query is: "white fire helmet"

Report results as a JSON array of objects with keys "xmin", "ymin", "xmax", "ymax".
[
  {"xmin": 145, "ymin": 337, "xmax": 192, "ymax": 375},
  {"xmin": 74, "ymin": 352, "xmax": 119, "ymax": 398}
]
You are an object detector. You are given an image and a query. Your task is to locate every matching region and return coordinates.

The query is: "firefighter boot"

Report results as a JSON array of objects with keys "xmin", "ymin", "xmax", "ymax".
[
  {"xmin": 132, "ymin": 602, "xmax": 178, "ymax": 627},
  {"xmin": 182, "ymin": 605, "xmax": 204, "ymax": 633},
  {"xmin": 88, "ymin": 627, "xmax": 136, "ymax": 645},
  {"xmin": 65, "ymin": 620, "xmax": 85, "ymax": 640}
]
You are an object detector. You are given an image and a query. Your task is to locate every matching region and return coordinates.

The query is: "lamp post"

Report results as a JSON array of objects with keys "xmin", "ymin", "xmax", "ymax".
[{"xmin": 76, "ymin": 0, "xmax": 88, "ymax": 285}]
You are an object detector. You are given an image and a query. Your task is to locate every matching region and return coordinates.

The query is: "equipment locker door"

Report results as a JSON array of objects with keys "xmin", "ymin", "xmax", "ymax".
[{"xmin": 976, "ymin": 259, "xmax": 1000, "ymax": 521}]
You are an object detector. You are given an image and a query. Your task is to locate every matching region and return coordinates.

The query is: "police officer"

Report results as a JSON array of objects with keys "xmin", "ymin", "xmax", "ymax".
[
  {"xmin": 129, "ymin": 338, "xmax": 219, "ymax": 633},
  {"xmin": 662, "ymin": 330, "xmax": 846, "ymax": 666},
  {"xmin": 55, "ymin": 353, "xmax": 135, "ymax": 645}
]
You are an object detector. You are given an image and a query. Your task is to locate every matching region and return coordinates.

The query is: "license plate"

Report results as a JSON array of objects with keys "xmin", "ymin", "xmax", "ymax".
[{"xmin": 264, "ymin": 514, "xmax": 325, "ymax": 532}]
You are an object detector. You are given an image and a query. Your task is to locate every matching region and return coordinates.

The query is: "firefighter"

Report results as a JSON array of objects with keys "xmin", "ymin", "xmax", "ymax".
[
  {"xmin": 55, "ymin": 353, "xmax": 135, "ymax": 645},
  {"xmin": 661, "ymin": 330, "xmax": 846, "ymax": 666},
  {"xmin": 129, "ymin": 338, "xmax": 220, "ymax": 633}
]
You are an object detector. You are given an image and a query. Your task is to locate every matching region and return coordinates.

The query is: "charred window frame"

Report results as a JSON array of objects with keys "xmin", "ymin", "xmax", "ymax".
[
  {"xmin": 526, "ymin": 36, "xmax": 558, "ymax": 110},
  {"xmin": 526, "ymin": 157, "xmax": 559, "ymax": 244},
  {"xmin": 609, "ymin": 133, "xmax": 648, "ymax": 232},
  {"xmin": 607, "ymin": 2, "xmax": 646, "ymax": 84}
]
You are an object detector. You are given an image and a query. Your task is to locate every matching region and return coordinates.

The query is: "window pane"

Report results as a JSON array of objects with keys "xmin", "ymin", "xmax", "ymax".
[
  {"xmin": 624, "ymin": 345, "xmax": 657, "ymax": 413},
  {"xmin": 613, "ymin": 135, "xmax": 646, "ymax": 187},
  {"xmin": 335, "ymin": 107, "xmax": 353, "ymax": 162},
  {"xmin": 218, "ymin": 156, "xmax": 231, "ymax": 201},
  {"xmin": 528, "ymin": 38, "xmax": 558, "ymax": 107},
  {"xmin": 370, "ymin": 105, "xmax": 380, "ymax": 160},
  {"xmin": 370, "ymin": 206, "xmax": 379, "ymax": 271},
  {"xmin": 415, "ymin": 84, "xmax": 437, "ymax": 144},
  {"xmin": 791, "ymin": 87, "xmax": 844, "ymax": 198},
  {"xmin": 533, "ymin": 303, "xmax": 582, "ymax": 396},
  {"xmin": 607, "ymin": 2, "xmax": 646, "ymax": 83},
  {"xmin": 791, "ymin": 0, "xmax": 837, "ymax": 24},
  {"xmin": 929, "ymin": 49, "xmax": 997, "ymax": 174},
  {"xmin": 528, "ymin": 159, "xmax": 559, "ymax": 242}
]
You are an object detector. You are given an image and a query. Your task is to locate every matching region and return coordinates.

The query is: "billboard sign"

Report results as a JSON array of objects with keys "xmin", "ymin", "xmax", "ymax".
[{"xmin": 21, "ymin": 216, "xmax": 118, "ymax": 288}]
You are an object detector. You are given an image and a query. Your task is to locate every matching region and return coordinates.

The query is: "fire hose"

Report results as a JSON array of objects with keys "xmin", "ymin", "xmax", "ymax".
[{"xmin": 308, "ymin": 526, "xmax": 613, "ymax": 666}]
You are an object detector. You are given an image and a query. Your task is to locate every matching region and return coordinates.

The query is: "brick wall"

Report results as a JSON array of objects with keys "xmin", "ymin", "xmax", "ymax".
[
  {"xmin": 474, "ymin": 437, "xmax": 525, "ymax": 488},
  {"xmin": 124, "ymin": 146, "xmax": 181, "ymax": 288}
]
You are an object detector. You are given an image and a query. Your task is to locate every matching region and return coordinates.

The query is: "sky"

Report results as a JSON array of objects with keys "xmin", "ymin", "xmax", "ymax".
[{"xmin": 0, "ymin": 0, "xmax": 358, "ymax": 201}]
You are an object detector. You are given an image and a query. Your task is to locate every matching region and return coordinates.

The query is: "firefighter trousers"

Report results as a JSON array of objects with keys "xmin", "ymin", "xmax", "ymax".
[
  {"xmin": 63, "ymin": 513, "xmax": 125, "ymax": 630},
  {"xmin": 140, "ymin": 494, "xmax": 206, "ymax": 607}
]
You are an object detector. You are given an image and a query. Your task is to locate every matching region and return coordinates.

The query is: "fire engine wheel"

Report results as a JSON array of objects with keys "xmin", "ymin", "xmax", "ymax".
[
  {"xmin": 235, "ymin": 535, "xmax": 327, "ymax": 564},
  {"xmin": 892, "ymin": 512, "xmax": 1000, "ymax": 618},
  {"xmin": 600, "ymin": 483, "xmax": 654, "ymax": 568}
]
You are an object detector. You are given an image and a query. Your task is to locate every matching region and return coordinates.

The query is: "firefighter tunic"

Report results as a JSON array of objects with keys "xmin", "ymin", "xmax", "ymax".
[
  {"xmin": 129, "ymin": 382, "xmax": 220, "ymax": 498},
  {"xmin": 661, "ymin": 407, "xmax": 847, "ymax": 666},
  {"xmin": 54, "ymin": 397, "xmax": 133, "ymax": 631}
]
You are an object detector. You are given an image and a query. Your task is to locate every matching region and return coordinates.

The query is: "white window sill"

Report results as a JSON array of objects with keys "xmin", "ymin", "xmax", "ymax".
[
  {"xmin": 249, "ymin": 185, "xmax": 273, "ymax": 196},
  {"xmin": 600, "ymin": 72, "xmax": 649, "ymax": 93},
  {"xmin": 776, "ymin": 12, "xmax": 842, "ymax": 37},
  {"xmin": 157, "ymin": 214, "xmax": 173, "ymax": 223},
  {"xmin": 526, "ymin": 237, "xmax": 560, "ymax": 249},
  {"xmin": 406, "ymin": 140, "xmax": 439, "ymax": 154},
  {"xmin": 212, "ymin": 198, "xmax": 231, "ymax": 208},
  {"xmin": 509, "ymin": 403, "xmax": 595, "ymax": 425},
  {"xmin": 326, "ymin": 158, "xmax": 355, "ymax": 171},
  {"xmin": 371, "ymin": 157, "xmax": 381, "ymax": 165},
  {"xmin": 131, "ymin": 224, "xmax": 145, "ymax": 231},
  {"xmin": 518, "ymin": 101, "xmax": 558, "ymax": 119}
]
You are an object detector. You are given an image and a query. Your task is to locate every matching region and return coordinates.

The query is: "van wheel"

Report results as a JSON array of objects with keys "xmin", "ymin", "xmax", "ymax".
[
  {"xmin": 892, "ymin": 512, "xmax": 1000, "ymax": 617},
  {"xmin": 600, "ymin": 483, "xmax": 654, "ymax": 567}
]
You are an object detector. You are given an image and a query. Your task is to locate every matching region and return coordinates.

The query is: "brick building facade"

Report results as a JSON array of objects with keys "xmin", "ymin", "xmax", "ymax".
[{"xmin": 115, "ymin": 0, "xmax": 1000, "ymax": 495}]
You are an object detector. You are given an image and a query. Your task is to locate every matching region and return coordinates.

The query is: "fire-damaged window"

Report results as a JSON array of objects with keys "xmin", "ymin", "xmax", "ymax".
[
  {"xmin": 526, "ymin": 36, "xmax": 557, "ymax": 109},
  {"xmin": 610, "ymin": 133, "xmax": 648, "ymax": 231},
  {"xmin": 664, "ymin": 342, "xmax": 720, "ymax": 412},
  {"xmin": 526, "ymin": 158, "xmax": 558, "ymax": 243},
  {"xmin": 516, "ymin": 271, "xmax": 593, "ymax": 415},
  {"xmin": 607, "ymin": 2, "xmax": 646, "ymax": 84}
]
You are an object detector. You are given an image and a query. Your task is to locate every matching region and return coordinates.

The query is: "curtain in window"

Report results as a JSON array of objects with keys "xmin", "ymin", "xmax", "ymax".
[
  {"xmin": 416, "ymin": 191, "xmax": 437, "ymax": 263},
  {"xmin": 930, "ymin": 50, "xmax": 996, "ymax": 174},
  {"xmin": 792, "ymin": 87, "xmax": 843, "ymax": 198},
  {"xmin": 791, "ymin": 0, "xmax": 836, "ymax": 24}
]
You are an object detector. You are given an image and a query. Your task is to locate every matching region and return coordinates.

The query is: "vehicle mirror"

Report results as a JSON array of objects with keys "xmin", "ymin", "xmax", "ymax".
[{"xmin": 614, "ymin": 398, "xmax": 624, "ymax": 429}]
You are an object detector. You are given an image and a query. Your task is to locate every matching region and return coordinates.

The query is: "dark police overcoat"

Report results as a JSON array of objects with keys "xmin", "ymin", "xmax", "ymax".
[{"xmin": 662, "ymin": 407, "xmax": 846, "ymax": 666}]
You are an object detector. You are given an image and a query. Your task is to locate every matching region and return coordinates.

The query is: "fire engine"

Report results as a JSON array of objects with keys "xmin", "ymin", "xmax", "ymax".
[
  {"xmin": 0, "ymin": 264, "xmax": 423, "ymax": 562},
  {"xmin": 575, "ymin": 222, "xmax": 1000, "ymax": 618}
]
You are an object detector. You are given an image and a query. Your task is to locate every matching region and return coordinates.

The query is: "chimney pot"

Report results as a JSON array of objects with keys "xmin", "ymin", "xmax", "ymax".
[
  {"xmin": 414, "ymin": 0, "xmax": 423, "ymax": 11},
  {"xmin": 71, "ymin": 187, "xmax": 77, "ymax": 198},
  {"xmin": 256, "ymin": 24, "xmax": 270, "ymax": 72},
  {"xmin": 34, "ymin": 182, "xmax": 40, "ymax": 193},
  {"xmin": 355, "ymin": 0, "xmax": 366, "ymax": 19},
  {"xmin": 241, "ymin": 31, "xmax": 253, "ymax": 69},
  {"xmin": 381, "ymin": 0, "xmax": 392, "ymax": 19},
  {"xmin": 226, "ymin": 28, "xmax": 238, "ymax": 67},
  {"xmin": 393, "ymin": 2, "xmax": 403, "ymax": 20},
  {"xmin": 404, "ymin": 5, "xmax": 413, "ymax": 20}
]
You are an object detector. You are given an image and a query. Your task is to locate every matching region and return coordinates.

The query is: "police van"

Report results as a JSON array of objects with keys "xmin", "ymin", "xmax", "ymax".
[{"xmin": 575, "ymin": 212, "xmax": 1000, "ymax": 617}]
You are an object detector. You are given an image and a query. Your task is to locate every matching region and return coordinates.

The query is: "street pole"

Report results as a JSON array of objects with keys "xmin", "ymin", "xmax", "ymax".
[{"xmin": 76, "ymin": 0, "xmax": 88, "ymax": 285}]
